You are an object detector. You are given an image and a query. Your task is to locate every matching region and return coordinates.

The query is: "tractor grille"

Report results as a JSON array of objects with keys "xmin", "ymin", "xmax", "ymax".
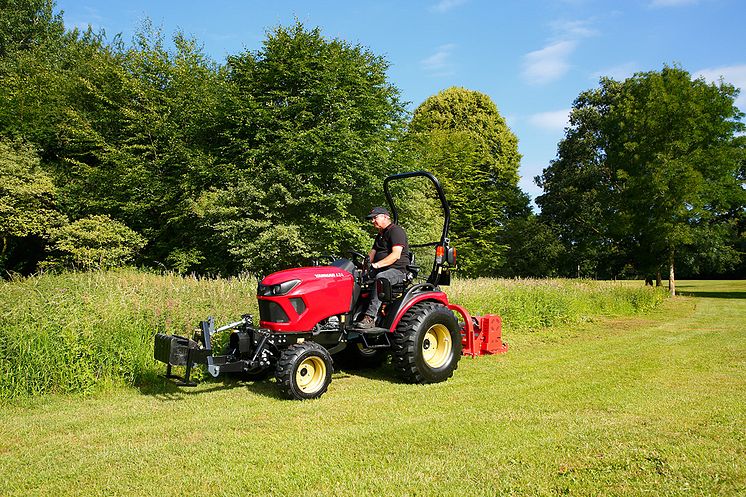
[
  {"xmin": 258, "ymin": 299, "xmax": 290, "ymax": 323},
  {"xmin": 289, "ymin": 297, "xmax": 306, "ymax": 314}
]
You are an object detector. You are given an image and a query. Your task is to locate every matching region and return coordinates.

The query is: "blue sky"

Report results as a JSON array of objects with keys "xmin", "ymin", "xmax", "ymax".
[{"xmin": 55, "ymin": 0, "xmax": 746, "ymax": 205}]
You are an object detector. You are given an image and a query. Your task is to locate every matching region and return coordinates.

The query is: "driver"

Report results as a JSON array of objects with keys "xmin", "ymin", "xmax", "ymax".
[{"xmin": 357, "ymin": 207, "xmax": 409, "ymax": 329}]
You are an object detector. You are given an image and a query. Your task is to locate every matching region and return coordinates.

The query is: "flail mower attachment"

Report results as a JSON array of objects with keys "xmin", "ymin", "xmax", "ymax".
[{"xmin": 448, "ymin": 304, "xmax": 509, "ymax": 357}]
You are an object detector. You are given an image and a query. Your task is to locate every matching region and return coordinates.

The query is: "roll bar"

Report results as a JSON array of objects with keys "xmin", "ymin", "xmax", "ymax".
[
  {"xmin": 383, "ymin": 170, "xmax": 450, "ymax": 247},
  {"xmin": 383, "ymin": 171, "xmax": 452, "ymax": 286}
]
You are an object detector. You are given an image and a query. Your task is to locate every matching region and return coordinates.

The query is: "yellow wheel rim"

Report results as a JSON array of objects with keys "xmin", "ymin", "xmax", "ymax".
[
  {"xmin": 422, "ymin": 324, "xmax": 452, "ymax": 369},
  {"xmin": 295, "ymin": 356, "xmax": 327, "ymax": 394}
]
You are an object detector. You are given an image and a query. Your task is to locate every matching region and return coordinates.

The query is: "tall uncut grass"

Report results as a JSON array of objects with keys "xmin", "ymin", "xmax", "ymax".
[
  {"xmin": 0, "ymin": 270, "xmax": 666, "ymax": 401},
  {"xmin": 0, "ymin": 270, "xmax": 259, "ymax": 400},
  {"xmin": 450, "ymin": 277, "xmax": 666, "ymax": 331}
]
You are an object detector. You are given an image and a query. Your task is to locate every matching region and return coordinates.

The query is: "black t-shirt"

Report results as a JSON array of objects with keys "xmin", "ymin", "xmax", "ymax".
[{"xmin": 372, "ymin": 224, "xmax": 409, "ymax": 273}]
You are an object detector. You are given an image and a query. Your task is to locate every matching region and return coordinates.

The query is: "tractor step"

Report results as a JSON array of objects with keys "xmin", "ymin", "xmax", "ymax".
[
  {"xmin": 359, "ymin": 326, "xmax": 389, "ymax": 335},
  {"xmin": 361, "ymin": 329, "xmax": 391, "ymax": 349}
]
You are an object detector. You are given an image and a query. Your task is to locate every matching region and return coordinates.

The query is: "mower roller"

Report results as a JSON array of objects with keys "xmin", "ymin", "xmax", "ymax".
[{"xmin": 153, "ymin": 171, "xmax": 507, "ymax": 399}]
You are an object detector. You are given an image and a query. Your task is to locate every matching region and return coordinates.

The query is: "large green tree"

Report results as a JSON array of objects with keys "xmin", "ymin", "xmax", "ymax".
[
  {"xmin": 407, "ymin": 87, "xmax": 527, "ymax": 276},
  {"xmin": 538, "ymin": 66, "xmax": 744, "ymax": 293},
  {"xmin": 54, "ymin": 24, "xmax": 229, "ymax": 272},
  {"xmin": 206, "ymin": 23, "xmax": 406, "ymax": 275}
]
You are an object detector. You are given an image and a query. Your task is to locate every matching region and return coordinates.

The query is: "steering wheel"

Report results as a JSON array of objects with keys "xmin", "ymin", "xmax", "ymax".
[{"xmin": 346, "ymin": 250, "xmax": 370, "ymax": 269}]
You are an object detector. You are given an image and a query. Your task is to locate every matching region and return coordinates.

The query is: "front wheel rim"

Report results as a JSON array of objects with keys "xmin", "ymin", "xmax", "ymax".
[
  {"xmin": 295, "ymin": 356, "xmax": 327, "ymax": 394},
  {"xmin": 422, "ymin": 324, "xmax": 452, "ymax": 369}
]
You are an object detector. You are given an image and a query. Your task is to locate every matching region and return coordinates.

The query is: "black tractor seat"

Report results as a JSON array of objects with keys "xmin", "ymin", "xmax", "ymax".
[
  {"xmin": 377, "ymin": 266, "xmax": 420, "ymax": 304},
  {"xmin": 389, "ymin": 268, "xmax": 416, "ymax": 294}
]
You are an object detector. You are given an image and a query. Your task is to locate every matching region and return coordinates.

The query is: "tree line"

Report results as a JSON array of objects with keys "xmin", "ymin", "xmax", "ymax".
[{"xmin": 1, "ymin": 1, "xmax": 744, "ymax": 288}]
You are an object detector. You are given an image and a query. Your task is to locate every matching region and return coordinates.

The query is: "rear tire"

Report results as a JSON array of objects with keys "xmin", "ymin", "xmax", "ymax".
[
  {"xmin": 392, "ymin": 302, "xmax": 461, "ymax": 384},
  {"xmin": 275, "ymin": 342, "xmax": 333, "ymax": 400}
]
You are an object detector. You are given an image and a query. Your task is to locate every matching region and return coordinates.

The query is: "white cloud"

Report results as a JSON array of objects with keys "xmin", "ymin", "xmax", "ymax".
[
  {"xmin": 549, "ymin": 19, "xmax": 599, "ymax": 38},
  {"xmin": 431, "ymin": 0, "xmax": 468, "ymax": 13},
  {"xmin": 694, "ymin": 64, "xmax": 746, "ymax": 109},
  {"xmin": 522, "ymin": 40, "xmax": 577, "ymax": 85},
  {"xmin": 421, "ymin": 44, "xmax": 456, "ymax": 76},
  {"xmin": 650, "ymin": 0, "xmax": 700, "ymax": 7},
  {"xmin": 528, "ymin": 109, "xmax": 572, "ymax": 132},
  {"xmin": 521, "ymin": 17, "xmax": 597, "ymax": 85},
  {"xmin": 66, "ymin": 6, "xmax": 107, "ymax": 32}
]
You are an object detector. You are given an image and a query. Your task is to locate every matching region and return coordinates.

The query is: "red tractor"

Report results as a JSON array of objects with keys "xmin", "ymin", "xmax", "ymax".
[{"xmin": 154, "ymin": 171, "xmax": 507, "ymax": 399}]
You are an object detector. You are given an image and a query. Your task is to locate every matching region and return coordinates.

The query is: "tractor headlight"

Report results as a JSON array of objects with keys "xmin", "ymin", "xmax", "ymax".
[{"xmin": 257, "ymin": 279, "xmax": 301, "ymax": 296}]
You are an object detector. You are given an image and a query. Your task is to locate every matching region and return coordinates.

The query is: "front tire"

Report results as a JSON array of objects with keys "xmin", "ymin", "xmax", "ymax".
[
  {"xmin": 275, "ymin": 342, "xmax": 333, "ymax": 400},
  {"xmin": 392, "ymin": 302, "xmax": 461, "ymax": 384}
]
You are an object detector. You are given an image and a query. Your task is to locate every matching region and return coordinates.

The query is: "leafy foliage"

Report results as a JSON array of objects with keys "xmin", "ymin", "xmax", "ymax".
[
  {"xmin": 0, "ymin": 139, "xmax": 65, "ymax": 271},
  {"xmin": 408, "ymin": 87, "xmax": 528, "ymax": 276},
  {"xmin": 43, "ymin": 215, "xmax": 146, "ymax": 270},
  {"xmin": 205, "ymin": 23, "xmax": 406, "ymax": 274},
  {"xmin": 538, "ymin": 66, "xmax": 745, "ymax": 286},
  {"xmin": 499, "ymin": 214, "xmax": 565, "ymax": 277},
  {"xmin": 0, "ymin": 0, "xmax": 64, "ymax": 57},
  {"xmin": 2, "ymin": 11, "xmax": 410, "ymax": 276},
  {"xmin": 54, "ymin": 23, "xmax": 229, "ymax": 273}
]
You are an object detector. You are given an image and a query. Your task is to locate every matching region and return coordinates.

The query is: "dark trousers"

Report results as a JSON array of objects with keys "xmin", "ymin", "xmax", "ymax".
[{"xmin": 365, "ymin": 268, "xmax": 405, "ymax": 318}]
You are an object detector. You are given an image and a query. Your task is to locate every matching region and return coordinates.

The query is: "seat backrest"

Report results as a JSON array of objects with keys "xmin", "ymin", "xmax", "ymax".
[{"xmin": 406, "ymin": 251, "xmax": 419, "ymax": 280}]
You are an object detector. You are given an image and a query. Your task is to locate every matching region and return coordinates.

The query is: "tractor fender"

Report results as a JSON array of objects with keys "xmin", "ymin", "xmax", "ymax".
[{"xmin": 387, "ymin": 291, "xmax": 450, "ymax": 331}]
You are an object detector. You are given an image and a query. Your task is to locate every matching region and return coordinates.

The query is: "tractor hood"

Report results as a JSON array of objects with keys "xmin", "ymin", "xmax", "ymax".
[
  {"xmin": 261, "ymin": 266, "xmax": 354, "ymax": 286},
  {"xmin": 257, "ymin": 266, "xmax": 356, "ymax": 332}
]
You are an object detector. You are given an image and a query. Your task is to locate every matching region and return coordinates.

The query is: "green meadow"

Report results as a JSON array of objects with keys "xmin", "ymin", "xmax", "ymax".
[{"xmin": 1, "ymin": 274, "xmax": 743, "ymax": 496}]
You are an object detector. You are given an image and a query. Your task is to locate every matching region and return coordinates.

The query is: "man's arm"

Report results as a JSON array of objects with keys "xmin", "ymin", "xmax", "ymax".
[{"xmin": 371, "ymin": 246, "xmax": 403, "ymax": 269}]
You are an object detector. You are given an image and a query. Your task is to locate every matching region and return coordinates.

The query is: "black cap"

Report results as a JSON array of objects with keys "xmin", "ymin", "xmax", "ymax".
[{"xmin": 366, "ymin": 206, "xmax": 390, "ymax": 219}]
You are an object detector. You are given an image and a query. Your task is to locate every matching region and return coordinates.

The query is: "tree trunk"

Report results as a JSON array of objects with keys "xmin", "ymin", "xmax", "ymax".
[
  {"xmin": 656, "ymin": 270, "xmax": 662, "ymax": 287},
  {"xmin": 668, "ymin": 250, "xmax": 676, "ymax": 297}
]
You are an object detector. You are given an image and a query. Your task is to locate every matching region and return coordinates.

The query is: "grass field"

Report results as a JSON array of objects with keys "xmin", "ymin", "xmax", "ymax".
[{"xmin": 1, "ymin": 279, "xmax": 744, "ymax": 496}]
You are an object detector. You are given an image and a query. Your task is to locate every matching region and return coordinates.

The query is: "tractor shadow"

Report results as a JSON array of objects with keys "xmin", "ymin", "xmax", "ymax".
[
  {"xmin": 333, "ymin": 360, "xmax": 406, "ymax": 385},
  {"xmin": 137, "ymin": 372, "xmax": 285, "ymax": 401},
  {"xmin": 138, "ymin": 357, "xmax": 404, "ymax": 401}
]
